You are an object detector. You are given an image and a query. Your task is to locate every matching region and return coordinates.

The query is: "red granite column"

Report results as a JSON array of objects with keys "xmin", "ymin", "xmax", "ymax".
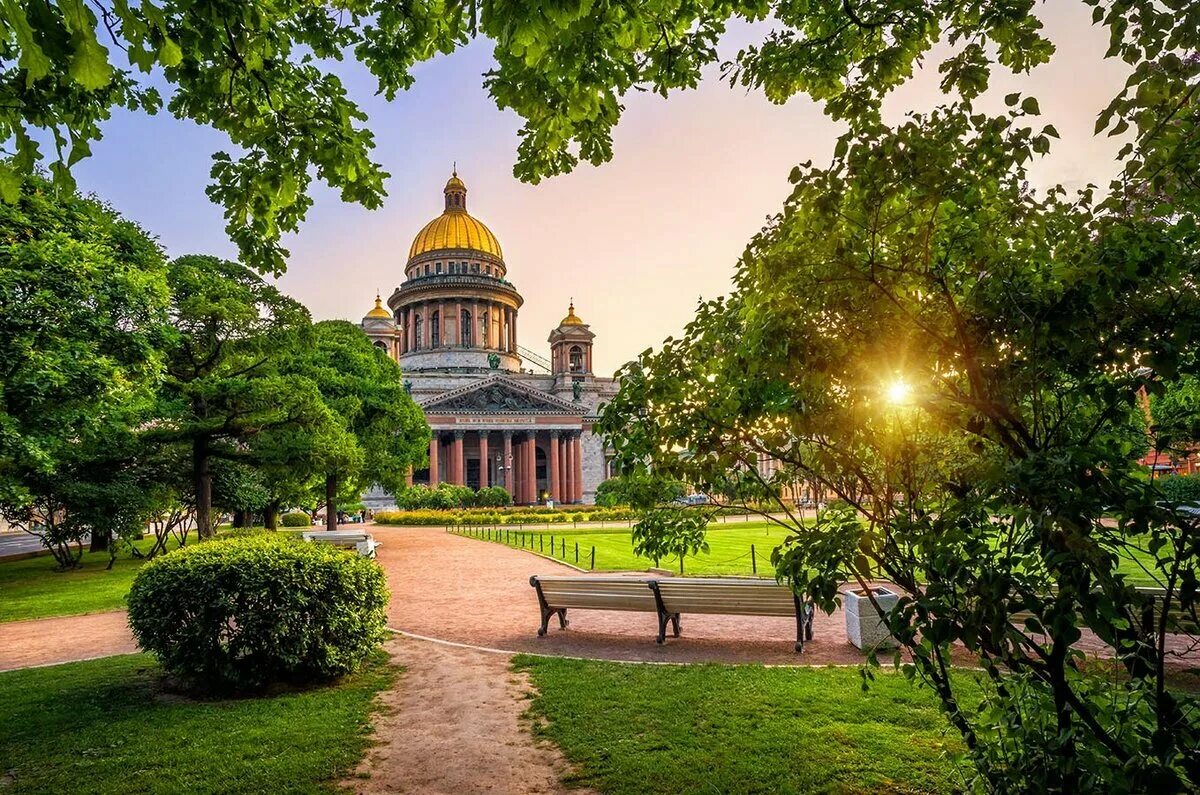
[
  {"xmin": 572, "ymin": 432, "xmax": 584, "ymax": 503},
  {"xmin": 428, "ymin": 434, "xmax": 439, "ymax": 486},
  {"xmin": 478, "ymin": 431, "xmax": 489, "ymax": 489},
  {"xmin": 452, "ymin": 431, "xmax": 465, "ymax": 485},
  {"xmin": 528, "ymin": 437, "xmax": 542, "ymax": 504},
  {"xmin": 502, "ymin": 431, "xmax": 514, "ymax": 498},
  {"xmin": 563, "ymin": 434, "xmax": 574, "ymax": 504},
  {"xmin": 548, "ymin": 431, "xmax": 561, "ymax": 503}
]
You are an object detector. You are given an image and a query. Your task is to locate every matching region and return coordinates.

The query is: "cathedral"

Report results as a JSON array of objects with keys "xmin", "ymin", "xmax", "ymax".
[{"xmin": 360, "ymin": 170, "xmax": 619, "ymax": 506}]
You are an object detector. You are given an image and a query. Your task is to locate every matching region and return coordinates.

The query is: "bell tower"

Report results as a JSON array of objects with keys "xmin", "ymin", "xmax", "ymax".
[{"xmin": 549, "ymin": 301, "xmax": 595, "ymax": 387}]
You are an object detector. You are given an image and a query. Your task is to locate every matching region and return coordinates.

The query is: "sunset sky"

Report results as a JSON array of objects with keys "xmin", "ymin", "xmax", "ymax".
[{"xmin": 72, "ymin": 3, "xmax": 1129, "ymax": 375}]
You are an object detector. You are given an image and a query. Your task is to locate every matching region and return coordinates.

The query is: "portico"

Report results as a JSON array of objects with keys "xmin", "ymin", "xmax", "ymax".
[{"xmin": 423, "ymin": 426, "xmax": 585, "ymax": 504}]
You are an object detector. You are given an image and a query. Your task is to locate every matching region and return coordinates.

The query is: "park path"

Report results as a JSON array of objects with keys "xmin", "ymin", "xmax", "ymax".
[{"xmin": 0, "ymin": 610, "xmax": 136, "ymax": 672}]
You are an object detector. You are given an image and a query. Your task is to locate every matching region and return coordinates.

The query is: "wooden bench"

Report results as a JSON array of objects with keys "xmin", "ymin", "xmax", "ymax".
[
  {"xmin": 301, "ymin": 531, "xmax": 380, "ymax": 558},
  {"xmin": 649, "ymin": 578, "xmax": 815, "ymax": 652},
  {"xmin": 528, "ymin": 575, "xmax": 815, "ymax": 652},
  {"xmin": 528, "ymin": 575, "xmax": 657, "ymax": 636}
]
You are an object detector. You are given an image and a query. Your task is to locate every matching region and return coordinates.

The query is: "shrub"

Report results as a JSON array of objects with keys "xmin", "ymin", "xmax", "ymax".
[
  {"xmin": 280, "ymin": 512, "xmax": 311, "ymax": 527},
  {"xmin": 476, "ymin": 485, "xmax": 514, "ymax": 507},
  {"xmin": 1157, "ymin": 474, "xmax": 1200, "ymax": 505},
  {"xmin": 127, "ymin": 535, "xmax": 389, "ymax": 689}
]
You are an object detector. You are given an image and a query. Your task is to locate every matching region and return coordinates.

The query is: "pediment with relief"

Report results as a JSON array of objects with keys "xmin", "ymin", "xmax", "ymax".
[{"xmin": 419, "ymin": 377, "xmax": 584, "ymax": 414}]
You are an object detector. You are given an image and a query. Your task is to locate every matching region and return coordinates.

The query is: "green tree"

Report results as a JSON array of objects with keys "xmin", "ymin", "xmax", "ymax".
[
  {"xmin": 149, "ymin": 254, "xmax": 332, "ymax": 538},
  {"xmin": 600, "ymin": 104, "xmax": 1200, "ymax": 790},
  {"xmin": 2, "ymin": 2, "xmax": 1194, "ymax": 272},
  {"xmin": 281, "ymin": 320, "xmax": 428, "ymax": 532},
  {"xmin": 0, "ymin": 172, "xmax": 168, "ymax": 567}
]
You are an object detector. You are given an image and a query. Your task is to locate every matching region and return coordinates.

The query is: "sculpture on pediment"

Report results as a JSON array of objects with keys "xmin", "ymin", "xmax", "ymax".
[{"xmin": 433, "ymin": 383, "xmax": 557, "ymax": 412}]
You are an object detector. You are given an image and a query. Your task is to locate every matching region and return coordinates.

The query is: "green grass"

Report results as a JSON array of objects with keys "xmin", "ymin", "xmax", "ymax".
[
  {"xmin": 515, "ymin": 655, "xmax": 968, "ymax": 794},
  {"xmin": 460, "ymin": 521, "xmax": 1167, "ymax": 585},
  {"xmin": 456, "ymin": 520, "xmax": 789, "ymax": 575},
  {"xmin": 0, "ymin": 652, "xmax": 398, "ymax": 794},
  {"xmin": 0, "ymin": 530, "xmax": 304, "ymax": 624},
  {"xmin": 0, "ymin": 543, "xmax": 155, "ymax": 623}
]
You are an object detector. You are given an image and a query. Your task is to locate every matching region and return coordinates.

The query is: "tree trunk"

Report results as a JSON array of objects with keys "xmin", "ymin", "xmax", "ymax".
[
  {"xmin": 89, "ymin": 528, "xmax": 111, "ymax": 553},
  {"xmin": 194, "ymin": 437, "xmax": 213, "ymax": 539},
  {"xmin": 326, "ymin": 473, "xmax": 338, "ymax": 532},
  {"xmin": 240, "ymin": 510, "xmax": 253, "ymax": 529},
  {"xmin": 265, "ymin": 501, "xmax": 281, "ymax": 531}
]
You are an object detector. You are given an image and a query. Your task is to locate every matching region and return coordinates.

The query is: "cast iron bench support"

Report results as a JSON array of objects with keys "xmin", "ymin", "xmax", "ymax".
[{"xmin": 529, "ymin": 575, "xmax": 569, "ymax": 637}]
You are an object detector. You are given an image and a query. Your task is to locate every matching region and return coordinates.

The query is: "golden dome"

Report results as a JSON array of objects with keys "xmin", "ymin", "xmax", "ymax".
[
  {"xmin": 408, "ymin": 169, "xmax": 503, "ymax": 261},
  {"xmin": 366, "ymin": 294, "xmax": 392, "ymax": 319},
  {"xmin": 559, "ymin": 301, "xmax": 585, "ymax": 326}
]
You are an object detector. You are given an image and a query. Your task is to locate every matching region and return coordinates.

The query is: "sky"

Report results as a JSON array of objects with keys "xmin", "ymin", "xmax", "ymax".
[{"xmin": 71, "ymin": 3, "xmax": 1130, "ymax": 376}]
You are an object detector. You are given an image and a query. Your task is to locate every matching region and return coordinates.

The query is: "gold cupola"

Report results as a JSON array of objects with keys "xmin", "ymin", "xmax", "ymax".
[
  {"xmin": 366, "ymin": 294, "xmax": 391, "ymax": 319},
  {"xmin": 558, "ymin": 301, "xmax": 585, "ymax": 326},
  {"xmin": 407, "ymin": 168, "xmax": 504, "ymax": 262}
]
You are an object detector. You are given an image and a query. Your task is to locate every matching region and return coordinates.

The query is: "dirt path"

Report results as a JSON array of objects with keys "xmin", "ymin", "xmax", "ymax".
[
  {"xmin": 349, "ymin": 635, "xmax": 588, "ymax": 795},
  {"xmin": 0, "ymin": 610, "xmax": 136, "ymax": 672}
]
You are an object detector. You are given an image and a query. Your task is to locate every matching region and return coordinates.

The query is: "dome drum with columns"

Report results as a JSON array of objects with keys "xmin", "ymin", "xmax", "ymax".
[{"xmin": 360, "ymin": 170, "xmax": 620, "ymax": 506}]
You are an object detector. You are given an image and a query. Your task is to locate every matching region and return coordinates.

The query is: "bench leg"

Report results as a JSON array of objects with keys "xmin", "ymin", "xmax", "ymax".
[
  {"xmin": 671, "ymin": 613, "xmax": 681, "ymax": 638},
  {"xmin": 656, "ymin": 609, "xmax": 670, "ymax": 645},
  {"xmin": 537, "ymin": 605, "xmax": 554, "ymax": 637},
  {"xmin": 557, "ymin": 608, "xmax": 569, "ymax": 629}
]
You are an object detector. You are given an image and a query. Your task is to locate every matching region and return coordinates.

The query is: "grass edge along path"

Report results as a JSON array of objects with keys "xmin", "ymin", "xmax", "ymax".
[
  {"xmin": 0, "ymin": 651, "xmax": 399, "ymax": 794},
  {"xmin": 514, "ymin": 654, "xmax": 970, "ymax": 794}
]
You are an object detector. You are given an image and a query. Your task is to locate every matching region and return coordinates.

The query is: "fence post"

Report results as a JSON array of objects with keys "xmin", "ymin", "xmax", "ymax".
[
  {"xmin": 751, "ymin": 544, "xmax": 757, "ymax": 575},
  {"xmin": 561, "ymin": 538, "xmax": 566, "ymax": 558},
  {"xmin": 574, "ymin": 542, "xmax": 579, "ymax": 564},
  {"xmin": 679, "ymin": 553, "xmax": 684, "ymax": 575},
  {"xmin": 590, "ymin": 546, "xmax": 595, "ymax": 570},
  {"xmin": 540, "ymin": 534, "xmax": 544, "ymax": 552}
]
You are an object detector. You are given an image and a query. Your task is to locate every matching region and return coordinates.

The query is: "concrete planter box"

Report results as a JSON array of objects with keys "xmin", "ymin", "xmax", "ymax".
[{"xmin": 843, "ymin": 587, "xmax": 901, "ymax": 650}]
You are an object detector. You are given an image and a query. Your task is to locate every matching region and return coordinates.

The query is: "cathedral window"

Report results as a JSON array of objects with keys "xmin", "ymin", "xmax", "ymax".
[
  {"xmin": 436, "ymin": 262, "xmax": 443, "ymax": 274},
  {"xmin": 569, "ymin": 345, "xmax": 584, "ymax": 372},
  {"xmin": 431, "ymin": 311, "xmax": 441, "ymax": 347},
  {"xmin": 460, "ymin": 309, "xmax": 472, "ymax": 347},
  {"xmin": 414, "ymin": 315, "xmax": 423, "ymax": 349}
]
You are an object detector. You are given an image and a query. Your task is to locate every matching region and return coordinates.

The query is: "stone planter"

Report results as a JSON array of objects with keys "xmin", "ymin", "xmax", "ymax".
[{"xmin": 843, "ymin": 586, "xmax": 901, "ymax": 650}]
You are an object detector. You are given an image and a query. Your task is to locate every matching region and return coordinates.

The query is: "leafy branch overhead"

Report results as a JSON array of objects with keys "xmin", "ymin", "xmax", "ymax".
[{"xmin": 2, "ymin": 2, "xmax": 1197, "ymax": 273}]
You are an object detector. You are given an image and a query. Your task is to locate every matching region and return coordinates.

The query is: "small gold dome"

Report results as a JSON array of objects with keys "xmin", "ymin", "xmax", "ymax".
[
  {"xmin": 559, "ymin": 301, "xmax": 584, "ymax": 326},
  {"xmin": 366, "ymin": 295, "xmax": 391, "ymax": 319},
  {"xmin": 408, "ymin": 169, "xmax": 504, "ymax": 261}
]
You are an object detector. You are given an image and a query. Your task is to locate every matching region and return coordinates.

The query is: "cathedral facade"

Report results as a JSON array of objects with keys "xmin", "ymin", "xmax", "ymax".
[{"xmin": 360, "ymin": 171, "xmax": 619, "ymax": 506}]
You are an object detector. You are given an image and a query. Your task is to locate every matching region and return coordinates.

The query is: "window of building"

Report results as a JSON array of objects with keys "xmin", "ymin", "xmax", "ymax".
[
  {"xmin": 423, "ymin": 264, "xmax": 430, "ymax": 276},
  {"xmin": 431, "ymin": 311, "xmax": 441, "ymax": 347},
  {"xmin": 569, "ymin": 345, "xmax": 584, "ymax": 372},
  {"xmin": 414, "ymin": 315, "xmax": 423, "ymax": 349},
  {"xmin": 435, "ymin": 262, "xmax": 443, "ymax": 274},
  {"xmin": 460, "ymin": 308, "xmax": 472, "ymax": 347}
]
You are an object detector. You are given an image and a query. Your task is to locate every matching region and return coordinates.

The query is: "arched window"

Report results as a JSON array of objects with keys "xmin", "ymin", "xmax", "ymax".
[
  {"xmin": 479, "ymin": 311, "xmax": 488, "ymax": 348},
  {"xmin": 373, "ymin": 340, "xmax": 387, "ymax": 351},
  {"xmin": 569, "ymin": 345, "xmax": 584, "ymax": 372},
  {"xmin": 414, "ymin": 314, "xmax": 423, "ymax": 349},
  {"xmin": 431, "ymin": 311, "xmax": 441, "ymax": 347},
  {"xmin": 460, "ymin": 308, "xmax": 472, "ymax": 347}
]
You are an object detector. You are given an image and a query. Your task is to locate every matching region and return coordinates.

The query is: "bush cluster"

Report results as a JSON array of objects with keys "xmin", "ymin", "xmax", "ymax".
[
  {"xmin": 373, "ymin": 505, "xmax": 638, "ymax": 526},
  {"xmin": 280, "ymin": 511, "xmax": 311, "ymax": 527},
  {"xmin": 1157, "ymin": 474, "xmax": 1200, "ymax": 505},
  {"xmin": 394, "ymin": 482, "xmax": 513, "ymax": 510},
  {"xmin": 127, "ymin": 534, "xmax": 389, "ymax": 690}
]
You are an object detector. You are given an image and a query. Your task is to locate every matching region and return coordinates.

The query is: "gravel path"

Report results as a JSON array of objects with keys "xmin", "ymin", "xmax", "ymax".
[{"xmin": 0, "ymin": 610, "xmax": 136, "ymax": 672}]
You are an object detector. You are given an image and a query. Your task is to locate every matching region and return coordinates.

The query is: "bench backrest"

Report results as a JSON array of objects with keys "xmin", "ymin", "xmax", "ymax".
[
  {"xmin": 652, "ymin": 578, "xmax": 797, "ymax": 617},
  {"xmin": 304, "ymin": 531, "xmax": 372, "ymax": 544},
  {"xmin": 532, "ymin": 576, "xmax": 657, "ymax": 612}
]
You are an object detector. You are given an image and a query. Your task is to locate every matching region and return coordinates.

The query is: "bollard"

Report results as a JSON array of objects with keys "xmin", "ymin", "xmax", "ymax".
[
  {"xmin": 751, "ymin": 544, "xmax": 757, "ymax": 575},
  {"xmin": 540, "ymin": 535, "xmax": 544, "ymax": 552},
  {"xmin": 574, "ymin": 542, "xmax": 579, "ymax": 563},
  {"xmin": 679, "ymin": 553, "xmax": 684, "ymax": 574},
  {"xmin": 561, "ymin": 538, "xmax": 566, "ymax": 558},
  {"xmin": 590, "ymin": 546, "xmax": 595, "ymax": 570}
]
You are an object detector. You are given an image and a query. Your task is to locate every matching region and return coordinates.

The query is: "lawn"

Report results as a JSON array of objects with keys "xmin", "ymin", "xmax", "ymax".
[
  {"xmin": 0, "ymin": 652, "xmax": 398, "ymax": 794},
  {"xmin": 453, "ymin": 520, "xmax": 789, "ymax": 575},
  {"xmin": 515, "ymin": 655, "xmax": 969, "ymax": 794},
  {"xmin": 457, "ymin": 520, "xmax": 1167, "ymax": 585},
  {"xmin": 0, "ymin": 543, "xmax": 156, "ymax": 623}
]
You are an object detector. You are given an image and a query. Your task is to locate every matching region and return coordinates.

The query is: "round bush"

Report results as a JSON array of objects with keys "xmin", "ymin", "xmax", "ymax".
[
  {"xmin": 127, "ymin": 535, "xmax": 389, "ymax": 689},
  {"xmin": 280, "ymin": 511, "xmax": 311, "ymax": 527}
]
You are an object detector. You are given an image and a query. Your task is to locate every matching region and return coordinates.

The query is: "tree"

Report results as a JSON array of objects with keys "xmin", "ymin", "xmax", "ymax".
[
  {"xmin": 0, "ymin": 172, "xmax": 169, "ymax": 567},
  {"xmin": 280, "ymin": 320, "xmax": 427, "ymax": 532},
  {"xmin": 599, "ymin": 102, "xmax": 1200, "ymax": 790},
  {"xmin": 149, "ymin": 254, "xmax": 332, "ymax": 538},
  {"xmin": 594, "ymin": 472, "xmax": 685, "ymax": 508},
  {"xmin": 11, "ymin": 2, "xmax": 1192, "ymax": 275}
]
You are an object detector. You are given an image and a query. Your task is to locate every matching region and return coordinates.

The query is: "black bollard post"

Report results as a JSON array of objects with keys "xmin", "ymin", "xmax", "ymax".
[
  {"xmin": 575, "ymin": 542, "xmax": 579, "ymax": 563},
  {"xmin": 752, "ymin": 544, "xmax": 757, "ymax": 575},
  {"xmin": 590, "ymin": 546, "xmax": 595, "ymax": 570}
]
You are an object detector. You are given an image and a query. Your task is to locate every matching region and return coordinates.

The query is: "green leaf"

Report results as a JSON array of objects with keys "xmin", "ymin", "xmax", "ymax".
[{"xmin": 1020, "ymin": 97, "xmax": 1040, "ymax": 116}]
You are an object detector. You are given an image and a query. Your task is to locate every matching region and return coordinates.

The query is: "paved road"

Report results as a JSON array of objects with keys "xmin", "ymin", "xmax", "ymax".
[{"xmin": 0, "ymin": 532, "xmax": 49, "ymax": 558}]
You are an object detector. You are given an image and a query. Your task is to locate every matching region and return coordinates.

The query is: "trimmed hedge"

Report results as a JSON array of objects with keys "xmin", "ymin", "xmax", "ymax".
[
  {"xmin": 373, "ymin": 506, "xmax": 638, "ymax": 526},
  {"xmin": 281, "ymin": 511, "xmax": 311, "ymax": 527},
  {"xmin": 127, "ymin": 535, "xmax": 389, "ymax": 690},
  {"xmin": 1158, "ymin": 474, "xmax": 1200, "ymax": 505}
]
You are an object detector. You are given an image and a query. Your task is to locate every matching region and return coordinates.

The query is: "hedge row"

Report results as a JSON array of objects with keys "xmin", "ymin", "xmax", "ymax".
[{"xmin": 373, "ymin": 506, "xmax": 639, "ymax": 526}]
